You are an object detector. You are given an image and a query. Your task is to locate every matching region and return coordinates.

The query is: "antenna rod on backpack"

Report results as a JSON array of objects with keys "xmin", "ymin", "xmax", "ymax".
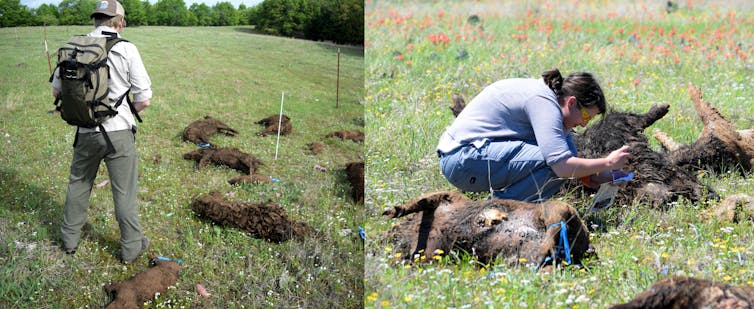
[{"xmin": 44, "ymin": 24, "xmax": 52, "ymax": 75}]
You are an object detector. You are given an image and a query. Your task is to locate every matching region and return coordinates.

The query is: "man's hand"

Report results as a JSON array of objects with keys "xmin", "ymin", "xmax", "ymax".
[{"xmin": 133, "ymin": 99, "xmax": 150, "ymax": 112}]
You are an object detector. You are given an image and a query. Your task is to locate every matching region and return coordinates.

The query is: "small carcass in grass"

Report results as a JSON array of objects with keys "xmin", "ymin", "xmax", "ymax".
[
  {"xmin": 306, "ymin": 142, "xmax": 323, "ymax": 155},
  {"xmin": 326, "ymin": 130, "xmax": 364, "ymax": 143},
  {"xmin": 182, "ymin": 147, "xmax": 262, "ymax": 175},
  {"xmin": 190, "ymin": 191, "xmax": 316, "ymax": 242},
  {"xmin": 609, "ymin": 276, "xmax": 754, "ymax": 309},
  {"xmin": 707, "ymin": 194, "xmax": 754, "ymax": 223},
  {"xmin": 256, "ymin": 114, "xmax": 291, "ymax": 137},
  {"xmin": 182, "ymin": 116, "xmax": 238, "ymax": 145},
  {"xmin": 345, "ymin": 161, "xmax": 364, "ymax": 203},
  {"xmin": 382, "ymin": 191, "xmax": 592, "ymax": 267},
  {"xmin": 573, "ymin": 103, "xmax": 717, "ymax": 207},
  {"xmin": 654, "ymin": 83, "xmax": 754, "ymax": 174},
  {"xmin": 104, "ymin": 255, "xmax": 181, "ymax": 309},
  {"xmin": 449, "ymin": 93, "xmax": 466, "ymax": 117}
]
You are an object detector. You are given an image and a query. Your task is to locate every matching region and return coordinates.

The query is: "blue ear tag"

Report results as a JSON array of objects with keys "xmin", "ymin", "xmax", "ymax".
[
  {"xmin": 612, "ymin": 172, "xmax": 634, "ymax": 184},
  {"xmin": 153, "ymin": 255, "xmax": 183, "ymax": 265}
]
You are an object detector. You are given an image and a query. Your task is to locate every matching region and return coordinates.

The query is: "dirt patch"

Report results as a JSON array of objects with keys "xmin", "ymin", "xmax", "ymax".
[
  {"xmin": 383, "ymin": 191, "xmax": 592, "ymax": 267},
  {"xmin": 190, "ymin": 191, "xmax": 316, "ymax": 242},
  {"xmin": 104, "ymin": 256, "xmax": 181, "ymax": 309},
  {"xmin": 256, "ymin": 114, "xmax": 292, "ymax": 137},
  {"xmin": 610, "ymin": 276, "xmax": 754, "ymax": 309},
  {"xmin": 326, "ymin": 130, "xmax": 364, "ymax": 143},
  {"xmin": 182, "ymin": 116, "xmax": 238, "ymax": 145},
  {"xmin": 183, "ymin": 147, "xmax": 262, "ymax": 175},
  {"xmin": 345, "ymin": 161, "xmax": 364, "ymax": 203}
]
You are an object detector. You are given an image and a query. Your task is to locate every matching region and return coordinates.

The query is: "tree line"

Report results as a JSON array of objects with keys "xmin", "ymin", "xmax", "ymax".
[{"xmin": 0, "ymin": 0, "xmax": 363, "ymax": 44}]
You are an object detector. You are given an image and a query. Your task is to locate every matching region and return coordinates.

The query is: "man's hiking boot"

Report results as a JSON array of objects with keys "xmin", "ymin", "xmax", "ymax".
[{"xmin": 122, "ymin": 237, "xmax": 149, "ymax": 264}]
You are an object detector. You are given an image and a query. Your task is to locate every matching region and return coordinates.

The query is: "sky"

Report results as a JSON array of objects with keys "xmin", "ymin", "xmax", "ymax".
[{"xmin": 21, "ymin": 0, "xmax": 263, "ymax": 9}]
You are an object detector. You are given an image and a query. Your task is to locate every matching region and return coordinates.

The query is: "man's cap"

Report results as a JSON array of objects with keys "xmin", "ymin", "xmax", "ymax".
[{"xmin": 91, "ymin": 0, "xmax": 125, "ymax": 18}]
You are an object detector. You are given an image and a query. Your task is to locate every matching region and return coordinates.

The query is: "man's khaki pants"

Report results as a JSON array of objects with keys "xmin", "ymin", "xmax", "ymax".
[{"xmin": 61, "ymin": 129, "xmax": 143, "ymax": 262}]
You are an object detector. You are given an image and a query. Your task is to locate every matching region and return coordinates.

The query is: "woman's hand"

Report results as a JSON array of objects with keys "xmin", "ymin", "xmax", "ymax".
[{"xmin": 606, "ymin": 145, "xmax": 632, "ymax": 169}]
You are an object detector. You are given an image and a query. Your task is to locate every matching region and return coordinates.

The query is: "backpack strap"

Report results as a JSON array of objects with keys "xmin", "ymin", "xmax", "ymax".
[
  {"xmin": 125, "ymin": 94, "xmax": 142, "ymax": 123},
  {"xmin": 100, "ymin": 35, "xmax": 132, "ymax": 155},
  {"xmin": 99, "ymin": 124, "xmax": 116, "ymax": 155},
  {"xmin": 106, "ymin": 37, "xmax": 128, "ymax": 51},
  {"xmin": 104, "ymin": 36, "xmax": 142, "ymax": 123},
  {"xmin": 71, "ymin": 125, "xmax": 114, "ymax": 155},
  {"xmin": 110, "ymin": 89, "xmax": 142, "ymax": 123}
]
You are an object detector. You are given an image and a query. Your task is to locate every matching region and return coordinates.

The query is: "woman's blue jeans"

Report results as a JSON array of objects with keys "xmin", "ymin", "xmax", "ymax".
[{"xmin": 439, "ymin": 139, "xmax": 565, "ymax": 202}]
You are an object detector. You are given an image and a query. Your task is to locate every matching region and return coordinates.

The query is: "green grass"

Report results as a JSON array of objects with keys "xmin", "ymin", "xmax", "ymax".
[
  {"xmin": 0, "ymin": 26, "xmax": 363, "ymax": 308},
  {"xmin": 365, "ymin": 0, "xmax": 754, "ymax": 308}
]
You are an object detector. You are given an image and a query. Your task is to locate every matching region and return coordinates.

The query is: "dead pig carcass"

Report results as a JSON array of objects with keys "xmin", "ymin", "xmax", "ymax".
[
  {"xmin": 191, "ymin": 191, "xmax": 315, "ymax": 242},
  {"xmin": 182, "ymin": 116, "xmax": 238, "ymax": 145},
  {"xmin": 382, "ymin": 191, "xmax": 592, "ymax": 267},
  {"xmin": 573, "ymin": 103, "xmax": 717, "ymax": 206},
  {"xmin": 654, "ymin": 83, "xmax": 754, "ymax": 173},
  {"xmin": 104, "ymin": 256, "xmax": 181, "ymax": 309},
  {"xmin": 610, "ymin": 276, "xmax": 754, "ymax": 309},
  {"xmin": 182, "ymin": 147, "xmax": 263, "ymax": 175}
]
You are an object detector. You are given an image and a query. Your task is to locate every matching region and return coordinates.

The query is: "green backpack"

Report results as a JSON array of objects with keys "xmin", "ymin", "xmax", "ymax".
[{"xmin": 49, "ymin": 34, "xmax": 141, "ymax": 152}]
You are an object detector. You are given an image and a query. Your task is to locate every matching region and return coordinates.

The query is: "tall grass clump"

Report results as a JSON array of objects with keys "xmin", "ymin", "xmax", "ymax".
[
  {"xmin": 365, "ymin": 0, "xmax": 754, "ymax": 307},
  {"xmin": 0, "ymin": 26, "xmax": 363, "ymax": 308}
]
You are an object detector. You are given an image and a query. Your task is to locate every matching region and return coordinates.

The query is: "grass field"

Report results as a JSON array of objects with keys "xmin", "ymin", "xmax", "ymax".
[
  {"xmin": 365, "ymin": 0, "xmax": 754, "ymax": 308},
  {"xmin": 0, "ymin": 26, "xmax": 363, "ymax": 307}
]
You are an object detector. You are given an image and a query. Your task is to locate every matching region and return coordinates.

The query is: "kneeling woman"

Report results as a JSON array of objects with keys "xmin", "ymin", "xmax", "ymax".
[{"xmin": 437, "ymin": 68, "xmax": 631, "ymax": 202}]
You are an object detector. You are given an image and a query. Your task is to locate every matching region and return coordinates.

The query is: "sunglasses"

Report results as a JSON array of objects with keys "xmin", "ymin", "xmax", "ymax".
[{"xmin": 578, "ymin": 103, "xmax": 593, "ymax": 123}]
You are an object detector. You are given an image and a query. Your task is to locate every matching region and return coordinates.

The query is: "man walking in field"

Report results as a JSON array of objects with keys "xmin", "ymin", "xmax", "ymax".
[{"xmin": 50, "ymin": 0, "xmax": 152, "ymax": 263}]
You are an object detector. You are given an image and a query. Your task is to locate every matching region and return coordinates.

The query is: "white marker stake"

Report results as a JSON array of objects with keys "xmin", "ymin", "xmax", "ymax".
[{"xmin": 274, "ymin": 91, "xmax": 284, "ymax": 160}]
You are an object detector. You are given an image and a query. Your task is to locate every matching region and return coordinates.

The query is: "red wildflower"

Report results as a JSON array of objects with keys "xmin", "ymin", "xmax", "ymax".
[{"xmin": 429, "ymin": 33, "xmax": 449, "ymax": 45}]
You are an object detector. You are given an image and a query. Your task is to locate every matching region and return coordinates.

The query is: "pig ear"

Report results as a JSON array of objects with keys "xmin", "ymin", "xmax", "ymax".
[
  {"xmin": 382, "ymin": 192, "xmax": 457, "ymax": 219},
  {"xmin": 641, "ymin": 103, "xmax": 670, "ymax": 128}
]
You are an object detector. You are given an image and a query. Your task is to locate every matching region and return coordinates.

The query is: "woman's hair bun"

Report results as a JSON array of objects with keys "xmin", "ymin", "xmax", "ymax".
[{"xmin": 542, "ymin": 68, "xmax": 564, "ymax": 95}]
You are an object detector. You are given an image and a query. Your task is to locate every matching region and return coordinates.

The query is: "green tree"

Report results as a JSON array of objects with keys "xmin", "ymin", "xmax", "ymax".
[
  {"xmin": 121, "ymin": 0, "xmax": 147, "ymax": 26},
  {"xmin": 334, "ymin": 0, "xmax": 363, "ymax": 44},
  {"xmin": 141, "ymin": 0, "xmax": 155, "ymax": 25},
  {"xmin": 212, "ymin": 2, "xmax": 238, "ymax": 26},
  {"xmin": 152, "ymin": 0, "xmax": 191, "ymax": 26},
  {"xmin": 245, "ymin": 5, "xmax": 260, "ymax": 26},
  {"xmin": 303, "ymin": 0, "xmax": 363, "ymax": 44},
  {"xmin": 0, "ymin": 0, "xmax": 33, "ymax": 27},
  {"xmin": 255, "ymin": 0, "xmax": 314, "ymax": 38},
  {"xmin": 34, "ymin": 3, "xmax": 60, "ymax": 26},
  {"xmin": 237, "ymin": 4, "xmax": 248, "ymax": 25},
  {"xmin": 189, "ymin": 3, "xmax": 212, "ymax": 26},
  {"xmin": 58, "ymin": 0, "xmax": 97, "ymax": 25}
]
